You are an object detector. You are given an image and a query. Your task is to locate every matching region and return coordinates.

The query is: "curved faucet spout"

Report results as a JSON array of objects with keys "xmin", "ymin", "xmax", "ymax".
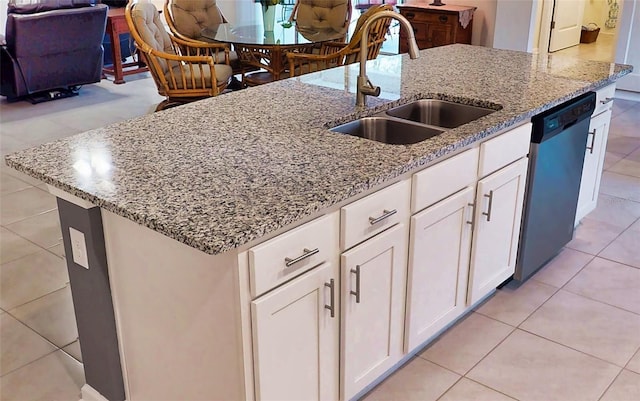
[{"xmin": 357, "ymin": 10, "xmax": 420, "ymax": 107}]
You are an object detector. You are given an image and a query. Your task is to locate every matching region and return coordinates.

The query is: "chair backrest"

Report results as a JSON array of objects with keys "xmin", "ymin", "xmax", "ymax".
[
  {"xmin": 343, "ymin": 3, "xmax": 392, "ymax": 64},
  {"xmin": 293, "ymin": 0, "xmax": 352, "ymax": 37},
  {"xmin": 165, "ymin": 0, "xmax": 224, "ymax": 42},
  {"xmin": 126, "ymin": 1, "xmax": 176, "ymax": 75}
]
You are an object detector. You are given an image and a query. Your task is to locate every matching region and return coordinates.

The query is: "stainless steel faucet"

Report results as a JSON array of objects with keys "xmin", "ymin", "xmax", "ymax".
[{"xmin": 356, "ymin": 11, "xmax": 420, "ymax": 107}]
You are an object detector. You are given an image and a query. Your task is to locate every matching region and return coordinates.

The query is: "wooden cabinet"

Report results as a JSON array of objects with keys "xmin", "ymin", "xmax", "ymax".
[
  {"xmin": 405, "ymin": 187, "xmax": 475, "ymax": 351},
  {"xmin": 468, "ymin": 157, "xmax": 528, "ymax": 304},
  {"xmin": 251, "ymin": 262, "xmax": 339, "ymax": 401},
  {"xmin": 575, "ymin": 83, "xmax": 615, "ymax": 224},
  {"xmin": 398, "ymin": 4, "xmax": 474, "ymax": 52},
  {"xmin": 340, "ymin": 223, "xmax": 408, "ymax": 401}
]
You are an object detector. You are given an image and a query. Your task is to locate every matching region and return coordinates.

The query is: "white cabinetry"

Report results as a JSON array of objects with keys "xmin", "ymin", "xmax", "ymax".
[
  {"xmin": 468, "ymin": 157, "xmax": 528, "ymax": 304},
  {"xmin": 249, "ymin": 213, "xmax": 340, "ymax": 401},
  {"xmin": 339, "ymin": 180, "xmax": 410, "ymax": 400},
  {"xmin": 575, "ymin": 84, "xmax": 615, "ymax": 224}
]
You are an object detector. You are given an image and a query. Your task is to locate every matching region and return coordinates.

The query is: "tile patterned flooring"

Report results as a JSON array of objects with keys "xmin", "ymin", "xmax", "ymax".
[{"xmin": 1, "ymin": 70, "xmax": 639, "ymax": 400}]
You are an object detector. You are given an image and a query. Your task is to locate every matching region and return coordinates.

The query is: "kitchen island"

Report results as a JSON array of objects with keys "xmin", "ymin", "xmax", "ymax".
[{"xmin": 5, "ymin": 45, "xmax": 632, "ymax": 401}]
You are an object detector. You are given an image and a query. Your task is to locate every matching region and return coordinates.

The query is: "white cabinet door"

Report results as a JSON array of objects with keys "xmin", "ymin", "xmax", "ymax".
[
  {"xmin": 251, "ymin": 262, "xmax": 338, "ymax": 401},
  {"xmin": 341, "ymin": 224, "xmax": 408, "ymax": 401},
  {"xmin": 405, "ymin": 187, "xmax": 475, "ymax": 352},
  {"xmin": 468, "ymin": 158, "xmax": 528, "ymax": 304},
  {"xmin": 575, "ymin": 110, "xmax": 612, "ymax": 224}
]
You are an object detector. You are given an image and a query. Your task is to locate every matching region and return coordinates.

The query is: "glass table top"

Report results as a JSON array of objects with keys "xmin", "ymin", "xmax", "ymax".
[{"xmin": 201, "ymin": 22, "xmax": 348, "ymax": 46}]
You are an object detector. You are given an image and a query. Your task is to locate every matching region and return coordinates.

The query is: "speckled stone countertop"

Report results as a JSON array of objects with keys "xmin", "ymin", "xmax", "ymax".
[{"xmin": 5, "ymin": 45, "xmax": 632, "ymax": 255}]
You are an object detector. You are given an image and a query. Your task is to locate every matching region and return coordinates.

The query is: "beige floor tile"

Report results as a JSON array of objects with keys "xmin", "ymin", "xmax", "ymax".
[
  {"xmin": 467, "ymin": 329, "xmax": 620, "ymax": 401},
  {"xmin": 599, "ymin": 172, "xmax": 640, "ymax": 202},
  {"xmin": 0, "ymin": 187, "xmax": 57, "ymax": 225},
  {"xmin": 475, "ymin": 279, "xmax": 557, "ymax": 326},
  {"xmin": 600, "ymin": 370, "xmax": 640, "ymax": 401},
  {"xmin": 9, "ymin": 285, "xmax": 78, "ymax": 348},
  {"xmin": 363, "ymin": 357, "xmax": 460, "ymax": 401},
  {"xmin": 0, "ymin": 227, "xmax": 41, "ymax": 264},
  {"xmin": 603, "ymin": 151, "xmax": 625, "ymax": 170},
  {"xmin": 419, "ymin": 313, "xmax": 513, "ymax": 375},
  {"xmin": 626, "ymin": 147, "xmax": 640, "ymax": 163},
  {"xmin": 521, "ymin": 290, "xmax": 640, "ymax": 366},
  {"xmin": 438, "ymin": 378, "xmax": 516, "ymax": 401},
  {"xmin": 611, "ymin": 99, "xmax": 639, "ymax": 117},
  {"xmin": 608, "ymin": 158, "xmax": 640, "ymax": 178},
  {"xmin": 566, "ymin": 217, "xmax": 624, "ymax": 255},
  {"xmin": 0, "ymin": 350, "xmax": 84, "ymax": 401},
  {"xmin": 564, "ymin": 257, "xmax": 640, "ymax": 315},
  {"xmin": 605, "ymin": 135, "xmax": 640, "ymax": 155},
  {"xmin": 62, "ymin": 339, "xmax": 82, "ymax": 363},
  {"xmin": 5, "ymin": 209, "xmax": 62, "ymax": 250},
  {"xmin": 46, "ymin": 243, "xmax": 66, "ymax": 259},
  {"xmin": 585, "ymin": 194, "xmax": 640, "ymax": 229},
  {"xmin": 626, "ymin": 349, "xmax": 640, "ymax": 374},
  {"xmin": 0, "ymin": 249, "xmax": 68, "ymax": 310},
  {"xmin": 599, "ymin": 220, "xmax": 640, "ymax": 268},
  {"xmin": 0, "ymin": 172, "xmax": 31, "ymax": 195},
  {"xmin": 531, "ymin": 247, "xmax": 593, "ymax": 288},
  {"xmin": 0, "ymin": 313, "xmax": 56, "ymax": 376},
  {"xmin": 0, "ymin": 166, "xmax": 46, "ymax": 187}
]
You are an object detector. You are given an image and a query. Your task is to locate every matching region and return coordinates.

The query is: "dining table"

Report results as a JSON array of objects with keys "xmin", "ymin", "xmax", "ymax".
[{"xmin": 201, "ymin": 19, "xmax": 350, "ymax": 84}]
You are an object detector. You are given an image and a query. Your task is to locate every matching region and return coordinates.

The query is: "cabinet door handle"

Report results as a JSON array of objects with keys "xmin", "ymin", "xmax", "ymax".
[
  {"xmin": 466, "ymin": 202, "xmax": 475, "ymax": 227},
  {"xmin": 350, "ymin": 265, "xmax": 361, "ymax": 303},
  {"xmin": 586, "ymin": 129, "xmax": 596, "ymax": 154},
  {"xmin": 284, "ymin": 248, "xmax": 319, "ymax": 267},
  {"xmin": 406, "ymin": 12, "xmax": 415, "ymax": 19},
  {"xmin": 369, "ymin": 209, "xmax": 397, "ymax": 225},
  {"xmin": 482, "ymin": 190, "xmax": 494, "ymax": 222},
  {"xmin": 439, "ymin": 15, "xmax": 448, "ymax": 23},
  {"xmin": 600, "ymin": 97, "xmax": 614, "ymax": 105},
  {"xmin": 324, "ymin": 279, "xmax": 335, "ymax": 318}
]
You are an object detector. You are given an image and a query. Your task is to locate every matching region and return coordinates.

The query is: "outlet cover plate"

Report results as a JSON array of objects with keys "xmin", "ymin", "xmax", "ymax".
[{"xmin": 69, "ymin": 227, "xmax": 89, "ymax": 269}]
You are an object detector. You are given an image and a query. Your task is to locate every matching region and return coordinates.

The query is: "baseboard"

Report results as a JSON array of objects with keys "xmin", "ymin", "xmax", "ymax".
[
  {"xmin": 81, "ymin": 384, "xmax": 111, "ymax": 401},
  {"xmin": 615, "ymin": 89, "xmax": 640, "ymax": 102}
]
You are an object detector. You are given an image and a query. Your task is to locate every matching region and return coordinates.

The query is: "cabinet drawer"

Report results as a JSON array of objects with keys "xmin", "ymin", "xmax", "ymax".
[
  {"xmin": 478, "ymin": 123, "xmax": 531, "ymax": 177},
  {"xmin": 341, "ymin": 180, "xmax": 410, "ymax": 251},
  {"xmin": 249, "ymin": 212, "xmax": 339, "ymax": 298},
  {"xmin": 593, "ymin": 83, "xmax": 615, "ymax": 116},
  {"xmin": 412, "ymin": 148, "xmax": 479, "ymax": 213},
  {"xmin": 401, "ymin": 9, "xmax": 454, "ymax": 24},
  {"xmin": 400, "ymin": 22, "xmax": 429, "ymax": 41}
]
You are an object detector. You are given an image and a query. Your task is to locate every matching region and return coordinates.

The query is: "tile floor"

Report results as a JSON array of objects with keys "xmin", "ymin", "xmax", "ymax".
[{"xmin": 1, "ymin": 68, "xmax": 640, "ymax": 401}]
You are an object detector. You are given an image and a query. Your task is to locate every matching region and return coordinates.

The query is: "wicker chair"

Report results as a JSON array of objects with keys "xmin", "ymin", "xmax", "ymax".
[
  {"xmin": 287, "ymin": 4, "xmax": 393, "ymax": 77},
  {"xmin": 289, "ymin": 0, "xmax": 353, "ymax": 40},
  {"xmin": 163, "ymin": 0, "xmax": 248, "ymax": 83},
  {"xmin": 125, "ymin": 0, "xmax": 233, "ymax": 111}
]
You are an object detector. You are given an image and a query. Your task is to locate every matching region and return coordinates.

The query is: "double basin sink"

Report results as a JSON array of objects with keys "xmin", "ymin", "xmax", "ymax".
[{"xmin": 331, "ymin": 99, "xmax": 498, "ymax": 145}]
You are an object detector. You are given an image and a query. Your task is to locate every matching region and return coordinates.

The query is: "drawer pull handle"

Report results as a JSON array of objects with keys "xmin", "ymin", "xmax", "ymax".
[
  {"xmin": 284, "ymin": 248, "xmax": 319, "ymax": 267},
  {"xmin": 406, "ymin": 12, "xmax": 415, "ymax": 19},
  {"xmin": 482, "ymin": 191, "xmax": 494, "ymax": 222},
  {"xmin": 350, "ymin": 265, "xmax": 361, "ymax": 303},
  {"xmin": 586, "ymin": 129, "xmax": 597, "ymax": 154},
  {"xmin": 600, "ymin": 97, "xmax": 614, "ymax": 105},
  {"xmin": 369, "ymin": 209, "xmax": 397, "ymax": 225},
  {"xmin": 324, "ymin": 279, "xmax": 335, "ymax": 318},
  {"xmin": 439, "ymin": 15, "xmax": 448, "ymax": 22},
  {"xmin": 466, "ymin": 202, "xmax": 475, "ymax": 226}
]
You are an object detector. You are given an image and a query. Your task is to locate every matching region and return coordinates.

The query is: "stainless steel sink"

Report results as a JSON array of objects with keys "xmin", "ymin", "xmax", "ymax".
[
  {"xmin": 330, "ymin": 117, "xmax": 444, "ymax": 145},
  {"xmin": 386, "ymin": 99, "xmax": 496, "ymax": 129}
]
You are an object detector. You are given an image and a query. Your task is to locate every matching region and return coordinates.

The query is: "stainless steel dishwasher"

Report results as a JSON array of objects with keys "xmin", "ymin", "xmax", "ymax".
[{"xmin": 514, "ymin": 92, "xmax": 596, "ymax": 282}]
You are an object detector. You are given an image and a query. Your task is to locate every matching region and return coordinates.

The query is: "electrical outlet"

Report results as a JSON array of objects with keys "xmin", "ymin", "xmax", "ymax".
[{"xmin": 69, "ymin": 227, "xmax": 89, "ymax": 269}]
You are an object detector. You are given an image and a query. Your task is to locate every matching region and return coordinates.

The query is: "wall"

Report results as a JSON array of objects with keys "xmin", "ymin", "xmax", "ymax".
[
  {"xmin": 492, "ymin": 0, "xmax": 537, "ymax": 51},
  {"xmin": 615, "ymin": 0, "xmax": 639, "ymax": 92}
]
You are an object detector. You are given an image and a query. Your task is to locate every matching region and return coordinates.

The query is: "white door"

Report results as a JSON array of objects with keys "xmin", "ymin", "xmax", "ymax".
[
  {"xmin": 405, "ymin": 187, "xmax": 475, "ymax": 352},
  {"xmin": 251, "ymin": 262, "xmax": 339, "ymax": 401},
  {"xmin": 549, "ymin": 0, "xmax": 586, "ymax": 52},
  {"xmin": 575, "ymin": 109, "xmax": 612, "ymax": 224},
  {"xmin": 468, "ymin": 158, "xmax": 528, "ymax": 305},
  {"xmin": 341, "ymin": 224, "xmax": 408, "ymax": 401}
]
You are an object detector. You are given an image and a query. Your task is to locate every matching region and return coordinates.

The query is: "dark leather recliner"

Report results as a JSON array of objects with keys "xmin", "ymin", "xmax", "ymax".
[{"xmin": 0, "ymin": 0, "xmax": 108, "ymax": 102}]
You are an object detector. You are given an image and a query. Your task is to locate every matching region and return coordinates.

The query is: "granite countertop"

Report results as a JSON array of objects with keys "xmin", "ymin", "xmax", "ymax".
[{"xmin": 5, "ymin": 45, "xmax": 632, "ymax": 255}]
